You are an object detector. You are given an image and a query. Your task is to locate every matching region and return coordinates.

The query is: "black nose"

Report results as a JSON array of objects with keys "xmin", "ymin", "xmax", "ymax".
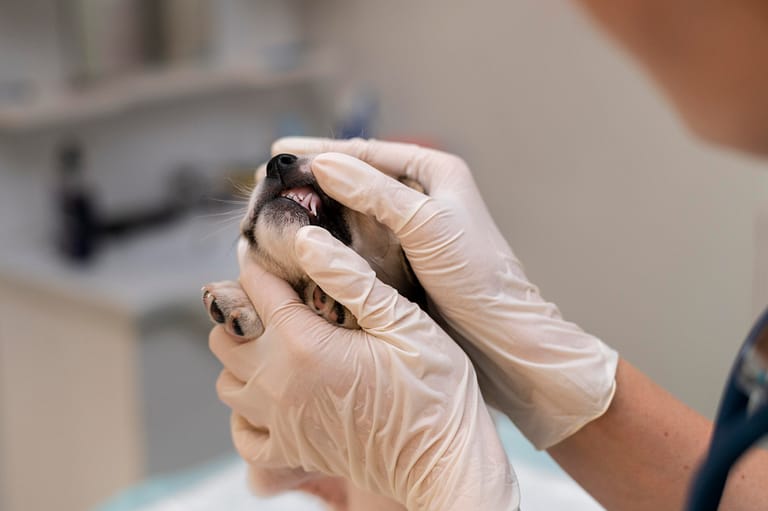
[{"xmin": 266, "ymin": 153, "xmax": 298, "ymax": 180}]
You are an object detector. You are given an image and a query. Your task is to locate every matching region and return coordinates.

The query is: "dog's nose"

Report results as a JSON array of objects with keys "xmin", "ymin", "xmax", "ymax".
[{"xmin": 266, "ymin": 153, "xmax": 298, "ymax": 180}]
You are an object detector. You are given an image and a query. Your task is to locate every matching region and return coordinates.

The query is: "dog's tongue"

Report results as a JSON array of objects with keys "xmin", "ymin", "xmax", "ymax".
[{"xmin": 282, "ymin": 186, "xmax": 322, "ymax": 218}]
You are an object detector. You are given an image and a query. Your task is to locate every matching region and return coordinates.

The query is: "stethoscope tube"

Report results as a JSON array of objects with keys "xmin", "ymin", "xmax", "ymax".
[{"xmin": 685, "ymin": 308, "xmax": 768, "ymax": 511}]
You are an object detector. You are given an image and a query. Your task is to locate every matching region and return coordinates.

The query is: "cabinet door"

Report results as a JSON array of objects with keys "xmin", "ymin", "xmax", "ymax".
[{"xmin": 0, "ymin": 278, "xmax": 143, "ymax": 511}]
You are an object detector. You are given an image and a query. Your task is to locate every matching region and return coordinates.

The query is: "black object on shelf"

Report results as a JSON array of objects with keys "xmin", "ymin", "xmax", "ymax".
[
  {"xmin": 100, "ymin": 165, "xmax": 208, "ymax": 238},
  {"xmin": 56, "ymin": 141, "xmax": 98, "ymax": 263},
  {"xmin": 55, "ymin": 143, "xmax": 210, "ymax": 264}
]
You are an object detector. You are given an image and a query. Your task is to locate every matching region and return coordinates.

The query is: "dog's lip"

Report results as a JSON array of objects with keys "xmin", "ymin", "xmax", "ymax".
[{"xmin": 279, "ymin": 186, "xmax": 322, "ymax": 219}]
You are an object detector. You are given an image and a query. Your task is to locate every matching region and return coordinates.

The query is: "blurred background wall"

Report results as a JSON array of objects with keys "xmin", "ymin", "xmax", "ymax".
[
  {"xmin": 303, "ymin": 0, "xmax": 768, "ymax": 412},
  {"xmin": 1, "ymin": 1, "xmax": 766, "ymax": 510}
]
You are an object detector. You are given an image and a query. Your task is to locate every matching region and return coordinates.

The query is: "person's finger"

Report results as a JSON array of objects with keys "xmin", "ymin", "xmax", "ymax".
[
  {"xmin": 294, "ymin": 226, "xmax": 425, "ymax": 338},
  {"xmin": 312, "ymin": 152, "xmax": 433, "ymax": 236},
  {"xmin": 208, "ymin": 325, "xmax": 268, "ymax": 383},
  {"xmin": 272, "ymin": 137, "xmax": 417, "ymax": 178},
  {"xmin": 230, "ymin": 412, "xmax": 273, "ymax": 465},
  {"xmin": 236, "ymin": 239, "xmax": 339, "ymax": 357},
  {"xmin": 215, "ymin": 369, "xmax": 246, "ymax": 409},
  {"xmin": 216, "ymin": 371, "xmax": 274, "ymax": 428},
  {"xmin": 217, "ymin": 378, "xmax": 275, "ymax": 451},
  {"xmin": 236, "ymin": 239, "xmax": 309, "ymax": 327},
  {"xmin": 246, "ymin": 464, "xmax": 319, "ymax": 496},
  {"xmin": 208, "ymin": 325, "xmax": 238, "ymax": 369},
  {"xmin": 295, "ymin": 476, "xmax": 349, "ymax": 509},
  {"xmin": 272, "ymin": 136, "xmax": 472, "ymax": 193},
  {"xmin": 249, "ymin": 463, "xmax": 349, "ymax": 508},
  {"xmin": 253, "ymin": 162, "xmax": 267, "ymax": 186}
]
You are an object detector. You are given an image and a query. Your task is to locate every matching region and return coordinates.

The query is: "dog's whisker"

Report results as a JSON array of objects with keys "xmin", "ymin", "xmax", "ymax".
[
  {"xmin": 194, "ymin": 209, "xmax": 246, "ymax": 219},
  {"xmin": 226, "ymin": 178, "xmax": 255, "ymax": 198},
  {"xmin": 206, "ymin": 214, "xmax": 246, "ymax": 229},
  {"xmin": 194, "ymin": 214, "xmax": 247, "ymax": 228},
  {"xmin": 233, "ymin": 191, "xmax": 253, "ymax": 201},
  {"xmin": 198, "ymin": 208, "xmax": 244, "ymax": 221},
  {"xmin": 231, "ymin": 182, "xmax": 254, "ymax": 197},
  {"xmin": 199, "ymin": 219, "xmax": 242, "ymax": 242},
  {"xmin": 205, "ymin": 197, "xmax": 249, "ymax": 206}
]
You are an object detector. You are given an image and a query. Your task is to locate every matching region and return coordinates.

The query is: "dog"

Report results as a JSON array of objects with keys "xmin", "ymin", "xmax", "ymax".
[
  {"xmin": 203, "ymin": 152, "xmax": 425, "ymax": 340},
  {"xmin": 203, "ymin": 153, "xmax": 426, "ymax": 511}
]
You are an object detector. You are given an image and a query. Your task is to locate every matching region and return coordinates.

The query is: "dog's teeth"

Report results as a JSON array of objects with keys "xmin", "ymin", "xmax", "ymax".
[{"xmin": 279, "ymin": 188, "xmax": 321, "ymax": 218}]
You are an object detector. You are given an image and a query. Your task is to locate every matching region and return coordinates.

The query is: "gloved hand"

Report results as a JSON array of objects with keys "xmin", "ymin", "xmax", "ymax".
[
  {"xmin": 210, "ymin": 228, "xmax": 520, "ymax": 511},
  {"xmin": 270, "ymin": 137, "xmax": 620, "ymax": 450}
]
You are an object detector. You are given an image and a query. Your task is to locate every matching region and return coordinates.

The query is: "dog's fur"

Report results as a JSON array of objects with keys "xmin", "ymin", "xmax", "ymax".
[{"xmin": 203, "ymin": 153, "xmax": 425, "ymax": 511}]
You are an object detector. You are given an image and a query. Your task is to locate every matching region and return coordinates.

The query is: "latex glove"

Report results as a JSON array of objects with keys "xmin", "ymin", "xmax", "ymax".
[
  {"xmin": 270, "ymin": 137, "xmax": 620, "ymax": 450},
  {"xmin": 210, "ymin": 228, "xmax": 520, "ymax": 511}
]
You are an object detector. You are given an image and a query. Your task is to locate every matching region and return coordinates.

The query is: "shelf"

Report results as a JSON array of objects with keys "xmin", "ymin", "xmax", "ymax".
[
  {"xmin": 0, "ymin": 65, "xmax": 319, "ymax": 132},
  {"xmin": 0, "ymin": 215, "xmax": 240, "ymax": 318}
]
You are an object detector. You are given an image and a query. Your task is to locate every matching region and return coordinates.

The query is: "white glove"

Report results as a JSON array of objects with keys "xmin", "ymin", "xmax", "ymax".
[
  {"xmin": 210, "ymin": 228, "xmax": 520, "ymax": 511},
  {"xmin": 271, "ymin": 137, "xmax": 619, "ymax": 449}
]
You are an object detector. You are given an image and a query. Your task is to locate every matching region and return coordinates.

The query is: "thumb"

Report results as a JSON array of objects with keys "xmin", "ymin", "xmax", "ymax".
[
  {"xmin": 236, "ymin": 238, "xmax": 307, "ymax": 323},
  {"xmin": 311, "ymin": 152, "xmax": 432, "ymax": 237},
  {"xmin": 294, "ymin": 226, "xmax": 422, "ymax": 334}
]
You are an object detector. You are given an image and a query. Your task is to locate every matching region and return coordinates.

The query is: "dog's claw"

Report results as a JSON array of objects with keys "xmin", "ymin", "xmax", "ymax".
[
  {"xmin": 231, "ymin": 317, "xmax": 244, "ymax": 336},
  {"xmin": 209, "ymin": 299, "xmax": 225, "ymax": 324}
]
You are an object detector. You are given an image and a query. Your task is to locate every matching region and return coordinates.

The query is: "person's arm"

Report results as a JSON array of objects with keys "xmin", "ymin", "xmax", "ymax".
[
  {"xmin": 573, "ymin": 0, "xmax": 768, "ymax": 153},
  {"xmin": 549, "ymin": 358, "xmax": 768, "ymax": 511}
]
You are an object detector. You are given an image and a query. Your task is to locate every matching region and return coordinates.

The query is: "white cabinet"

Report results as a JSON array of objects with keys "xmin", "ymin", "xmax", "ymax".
[
  {"xmin": 0, "ymin": 218, "xmax": 241, "ymax": 511},
  {"xmin": 0, "ymin": 276, "xmax": 144, "ymax": 511}
]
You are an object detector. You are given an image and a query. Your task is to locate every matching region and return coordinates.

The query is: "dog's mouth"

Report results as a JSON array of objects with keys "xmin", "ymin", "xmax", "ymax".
[
  {"xmin": 279, "ymin": 185, "xmax": 323, "ymax": 220},
  {"xmin": 242, "ymin": 154, "xmax": 352, "ymax": 247},
  {"xmin": 264, "ymin": 177, "xmax": 331, "ymax": 229}
]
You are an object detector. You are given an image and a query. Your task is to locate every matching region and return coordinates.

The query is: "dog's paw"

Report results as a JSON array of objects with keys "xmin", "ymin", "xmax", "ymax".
[
  {"xmin": 303, "ymin": 281, "xmax": 359, "ymax": 330},
  {"xmin": 202, "ymin": 281, "xmax": 264, "ymax": 339}
]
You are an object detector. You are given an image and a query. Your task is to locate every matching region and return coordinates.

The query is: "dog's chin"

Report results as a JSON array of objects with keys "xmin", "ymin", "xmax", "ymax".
[{"xmin": 259, "ymin": 197, "xmax": 315, "ymax": 229}]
